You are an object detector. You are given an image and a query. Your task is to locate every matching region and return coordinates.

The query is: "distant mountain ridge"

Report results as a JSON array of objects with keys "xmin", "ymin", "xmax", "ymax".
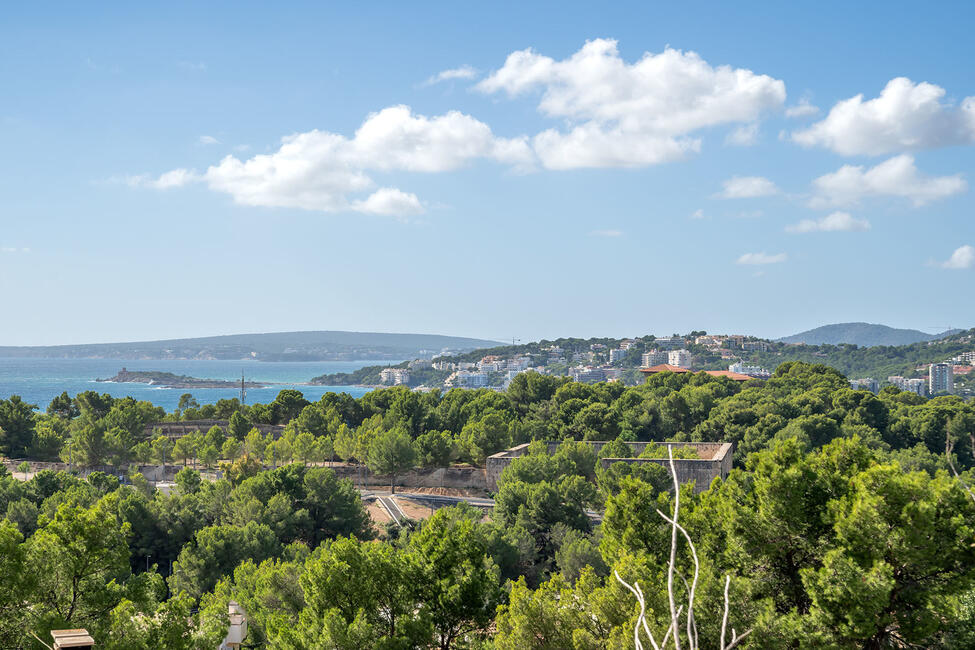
[
  {"xmin": 0, "ymin": 330, "xmax": 502, "ymax": 362},
  {"xmin": 778, "ymin": 322, "xmax": 960, "ymax": 347}
]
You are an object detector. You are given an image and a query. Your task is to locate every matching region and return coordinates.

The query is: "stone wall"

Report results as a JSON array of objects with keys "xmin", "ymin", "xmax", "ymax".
[
  {"xmin": 329, "ymin": 465, "xmax": 488, "ymax": 491},
  {"xmin": 142, "ymin": 419, "xmax": 284, "ymax": 439},
  {"xmin": 486, "ymin": 441, "xmax": 734, "ymax": 492}
]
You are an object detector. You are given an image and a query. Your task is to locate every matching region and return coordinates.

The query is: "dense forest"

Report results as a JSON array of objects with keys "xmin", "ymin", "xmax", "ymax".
[{"xmin": 1, "ymin": 361, "xmax": 974, "ymax": 647}]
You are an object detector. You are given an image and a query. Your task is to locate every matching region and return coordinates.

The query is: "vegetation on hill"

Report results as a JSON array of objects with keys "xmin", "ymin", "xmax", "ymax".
[
  {"xmin": 0, "ymin": 330, "xmax": 502, "ymax": 362},
  {"xmin": 1, "ymin": 361, "xmax": 975, "ymax": 646},
  {"xmin": 777, "ymin": 321, "xmax": 958, "ymax": 347}
]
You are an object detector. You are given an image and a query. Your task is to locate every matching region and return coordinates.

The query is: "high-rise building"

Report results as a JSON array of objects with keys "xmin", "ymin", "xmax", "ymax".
[
  {"xmin": 609, "ymin": 348, "xmax": 627, "ymax": 363},
  {"xmin": 929, "ymin": 363, "xmax": 954, "ymax": 394}
]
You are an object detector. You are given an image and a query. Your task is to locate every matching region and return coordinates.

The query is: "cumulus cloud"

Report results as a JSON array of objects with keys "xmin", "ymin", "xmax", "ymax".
[
  {"xmin": 736, "ymin": 252, "xmax": 787, "ymax": 265},
  {"xmin": 139, "ymin": 105, "xmax": 532, "ymax": 217},
  {"xmin": 785, "ymin": 98, "xmax": 820, "ymax": 118},
  {"xmin": 689, "ymin": 209, "xmax": 706, "ymax": 220},
  {"xmin": 476, "ymin": 39, "xmax": 786, "ymax": 168},
  {"xmin": 423, "ymin": 65, "xmax": 478, "ymax": 86},
  {"xmin": 725, "ymin": 123, "xmax": 759, "ymax": 146},
  {"xmin": 198, "ymin": 135, "xmax": 220, "ymax": 145},
  {"xmin": 810, "ymin": 154, "xmax": 966, "ymax": 207},
  {"xmin": 590, "ymin": 229, "xmax": 623, "ymax": 237},
  {"xmin": 352, "ymin": 188, "xmax": 424, "ymax": 217},
  {"xmin": 941, "ymin": 244, "xmax": 975, "ymax": 270},
  {"xmin": 792, "ymin": 77, "xmax": 975, "ymax": 155},
  {"xmin": 718, "ymin": 176, "xmax": 779, "ymax": 198},
  {"xmin": 786, "ymin": 211, "xmax": 870, "ymax": 233}
]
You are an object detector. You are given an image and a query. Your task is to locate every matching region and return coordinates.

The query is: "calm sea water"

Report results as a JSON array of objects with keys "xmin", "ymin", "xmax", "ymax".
[{"xmin": 0, "ymin": 358, "xmax": 393, "ymax": 412}]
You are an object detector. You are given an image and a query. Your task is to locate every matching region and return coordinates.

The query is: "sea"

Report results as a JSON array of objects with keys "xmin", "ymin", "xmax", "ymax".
[{"xmin": 0, "ymin": 357, "xmax": 394, "ymax": 412}]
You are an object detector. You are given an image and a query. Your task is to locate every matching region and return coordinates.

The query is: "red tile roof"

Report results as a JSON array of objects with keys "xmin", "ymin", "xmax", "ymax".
[
  {"xmin": 703, "ymin": 370, "xmax": 753, "ymax": 381},
  {"xmin": 640, "ymin": 364, "xmax": 691, "ymax": 373},
  {"xmin": 639, "ymin": 365, "xmax": 753, "ymax": 381}
]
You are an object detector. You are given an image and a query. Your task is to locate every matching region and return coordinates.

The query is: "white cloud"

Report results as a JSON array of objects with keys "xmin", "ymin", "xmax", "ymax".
[
  {"xmin": 792, "ymin": 77, "xmax": 975, "ymax": 155},
  {"xmin": 590, "ymin": 229, "xmax": 623, "ymax": 237},
  {"xmin": 126, "ymin": 168, "xmax": 200, "ymax": 190},
  {"xmin": 143, "ymin": 105, "xmax": 532, "ymax": 217},
  {"xmin": 199, "ymin": 135, "xmax": 220, "ymax": 145},
  {"xmin": 810, "ymin": 154, "xmax": 966, "ymax": 207},
  {"xmin": 689, "ymin": 209, "xmax": 706, "ymax": 220},
  {"xmin": 0, "ymin": 247, "xmax": 30, "ymax": 254},
  {"xmin": 423, "ymin": 65, "xmax": 478, "ymax": 86},
  {"xmin": 786, "ymin": 211, "xmax": 870, "ymax": 233},
  {"xmin": 725, "ymin": 123, "xmax": 759, "ymax": 146},
  {"xmin": 941, "ymin": 244, "xmax": 975, "ymax": 270},
  {"xmin": 785, "ymin": 98, "xmax": 820, "ymax": 118},
  {"xmin": 737, "ymin": 252, "xmax": 787, "ymax": 265},
  {"xmin": 718, "ymin": 176, "xmax": 779, "ymax": 198},
  {"xmin": 477, "ymin": 39, "xmax": 786, "ymax": 168},
  {"xmin": 352, "ymin": 188, "xmax": 424, "ymax": 217}
]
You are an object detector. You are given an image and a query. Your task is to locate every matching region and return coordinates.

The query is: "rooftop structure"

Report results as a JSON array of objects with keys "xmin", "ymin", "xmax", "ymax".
[{"xmin": 51, "ymin": 630, "xmax": 94, "ymax": 650}]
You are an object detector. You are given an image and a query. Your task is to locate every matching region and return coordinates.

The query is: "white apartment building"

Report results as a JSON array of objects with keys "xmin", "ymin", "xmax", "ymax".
[
  {"xmin": 654, "ymin": 337, "xmax": 683, "ymax": 350},
  {"xmin": 641, "ymin": 350, "xmax": 669, "ymax": 367},
  {"xmin": 506, "ymin": 356, "xmax": 532, "ymax": 371},
  {"xmin": 408, "ymin": 359, "xmax": 433, "ymax": 370},
  {"xmin": 950, "ymin": 351, "xmax": 975, "ymax": 365},
  {"xmin": 929, "ymin": 363, "xmax": 954, "ymax": 394},
  {"xmin": 728, "ymin": 362, "xmax": 770, "ymax": 378},
  {"xmin": 379, "ymin": 368, "xmax": 411, "ymax": 385},
  {"xmin": 569, "ymin": 366, "xmax": 606, "ymax": 383},
  {"xmin": 619, "ymin": 339, "xmax": 636, "ymax": 350},
  {"xmin": 849, "ymin": 378, "xmax": 880, "ymax": 393},
  {"xmin": 668, "ymin": 349, "xmax": 692, "ymax": 368},
  {"xmin": 446, "ymin": 370, "xmax": 490, "ymax": 388},
  {"xmin": 609, "ymin": 348, "xmax": 627, "ymax": 363},
  {"xmin": 888, "ymin": 376, "xmax": 928, "ymax": 397},
  {"xmin": 478, "ymin": 361, "xmax": 503, "ymax": 372}
]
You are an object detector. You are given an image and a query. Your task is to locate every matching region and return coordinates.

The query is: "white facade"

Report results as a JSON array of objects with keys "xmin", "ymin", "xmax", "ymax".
[
  {"xmin": 446, "ymin": 370, "xmax": 490, "ymax": 388},
  {"xmin": 950, "ymin": 351, "xmax": 975, "ymax": 365},
  {"xmin": 888, "ymin": 376, "xmax": 928, "ymax": 397},
  {"xmin": 641, "ymin": 350, "xmax": 669, "ymax": 367},
  {"xmin": 609, "ymin": 348, "xmax": 627, "ymax": 363},
  {"xmin": 506, "ymin": 356, "xmax": 532, "ymax": 371},
  {"xmin": 668, "ymin": 349, "xmax": 692, "ymax": 368},
  {"xmin": 380, "ymin": 368, "xmax": 411, "ymax": 385},
  {"xmin": 728, "ymin": 361, "xmax": 770, "ymax": 378}
]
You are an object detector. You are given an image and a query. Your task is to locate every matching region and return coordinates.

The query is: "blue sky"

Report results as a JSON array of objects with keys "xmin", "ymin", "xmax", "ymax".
[{"xmin": 1, "ymin": 1, "xmax": 973, "ymax": 346}]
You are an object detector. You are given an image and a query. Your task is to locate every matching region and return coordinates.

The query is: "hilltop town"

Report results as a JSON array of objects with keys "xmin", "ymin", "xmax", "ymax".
[{"xmin": 312, "ymin": 329, "xmax": 975, "ymax": 398}]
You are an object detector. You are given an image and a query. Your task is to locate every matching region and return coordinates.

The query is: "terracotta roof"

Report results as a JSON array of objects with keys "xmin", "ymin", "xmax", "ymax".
[
  {"xmin": 640, "ymin": 364, "xmax": 691, "ymax": 373},
  {"xmin": 640, "ymin": 366, "xmax": 753, "ymax": 381},
  {"xmin": 703, "ymin": 370, "xmax": 753, "ymax": 381}
]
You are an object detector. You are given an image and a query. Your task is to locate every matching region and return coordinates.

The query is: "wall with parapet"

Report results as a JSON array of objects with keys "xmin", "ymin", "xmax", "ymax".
[{"xmin": 486, "ymin": 441, "xmax": 734, "ymax": 493}]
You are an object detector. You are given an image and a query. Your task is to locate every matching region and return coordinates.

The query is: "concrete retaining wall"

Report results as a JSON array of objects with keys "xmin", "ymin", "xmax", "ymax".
[{"xmin": 486, "ymin": 441, "xmax": 734, "ymax": 492}]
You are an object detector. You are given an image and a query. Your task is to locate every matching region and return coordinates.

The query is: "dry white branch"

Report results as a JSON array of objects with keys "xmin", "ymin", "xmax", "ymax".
[
  {"xmin": 946, "ymin": 434, "xmax": 975, "ymax": 504},
  {"xmin": 614, "ymin": 446, "xmax": 753, "ymax": 649}
]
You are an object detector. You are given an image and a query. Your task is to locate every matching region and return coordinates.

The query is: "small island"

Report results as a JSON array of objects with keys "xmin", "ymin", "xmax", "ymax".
[{"xmin": 97, "ymin": 368, "xmax": 267, "ymax": 389}]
